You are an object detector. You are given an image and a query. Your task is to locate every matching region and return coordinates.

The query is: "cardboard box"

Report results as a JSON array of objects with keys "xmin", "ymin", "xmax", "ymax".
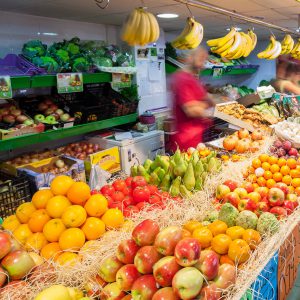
[
  {"xmin": 238, "ymin": 94, "xmax": 261, "ymax": 107},
  {"xmin": 0, "ymin": 123, "xmax": 45, "ymax": 140},
  {"xmin": 19, "ymin": 155, "xmax": 86, "ymax": 192}
]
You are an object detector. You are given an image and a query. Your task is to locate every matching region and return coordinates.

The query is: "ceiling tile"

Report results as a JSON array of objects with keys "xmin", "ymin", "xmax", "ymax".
[
  {"xmin": 273, "ymin": 5, "xmax": 300, "ymax": 17},
  {"xmin": 252, "ymin": 0, "xmax": 300, "ymax": 9}
]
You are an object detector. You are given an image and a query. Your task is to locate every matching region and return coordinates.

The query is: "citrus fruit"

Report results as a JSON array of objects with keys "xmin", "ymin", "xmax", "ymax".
[
  {"xmin": 273, "ymin": 172, "xmax": 283, "ymax": 182},
  {"xmin": 282, "ymin": 175, "xmax": 292, "ymax": 185},
  {"xmin": 84, "ymin": 194, "xmax": 108, "ymax": 217},
  {"xmin": 252, "ymin": 158, "xmax": 261, "ymax": 169},
  {"xmin": 59, "ymin": 228, "xmax": 86, "ymax": 251},
  {"xmin": 28, "ymin": 209, "xmax": 50, "ymax": 233},
  {"xmin": 46, "ymin": 195, "xmax": 71, "ymax": 218},
  {"xmin": 101, "ymin": 208, "xmax": 124, "ymax": 229},
  {"xmin": 32, "ymin": 189, "xmax": 53, "ymax": 209},
  {"xmin": 287, "ymin": 158, "xmax": 297, "ymax": 170},
  {"xmin": 277, "ymin": 158, "xmax": 287, "ymax": 167},
  {"xmin": 266, "ymin": 179, "xmax": 276, "ymax": 188},
  {"xmin": 208, "ymin": 220, "xmax": 228, "ymax": 237},
  {"xmin": 50, "ymin": 175, "xmax": 74, "ymax": 195},
  {"xmin": 25, "ymin": 232, "xmax": 48, "ymax": 252},
  {"xmin": 43, "ymin": 219, "xmax": 66, "ymax": 242},
  {"xmin": 280, "ymin": 165, "xmax": 290, "ymax": 176},
  {"xmin": 291, "ymin": 178, "xmax": 300, "ymax": 188},
  {"xmin": 67, "ymin": 182, "xmax": 91, "ymax": 205},
  {"xmin": 270, "ymin": 164, "xmax": 280, "ymax": 174},
  {"xmin": 242, "ymin": 229, "xmax": 261, "ymax": 250},
  {"xmin": 2, "ymin": 215, "xmax": 20, "ymax": 232},
  {"xmin": 247, "ymin": 174, "xmax": 257, "ymax": 183},
  {"xmin": 259, "ymin": 154, "xmax": 269, "ymax": 163},
  {"xmin": 16, "ymin": 202, "xmax": 36, "ymax": 223},
  {"xmin": 81, "ymin": 217, "xmax": 106, "ymax": 240},
  {"xmin": 288, "ymin": 186, "xmax": 295, "ymax": 194},
  {"xmin": 192, "ymin": 227, "xmax": 213, "ymax": 248},
  {"xmin": 61, "ymin": 205, "xmax": 87, "ymax": 228},
  {"xmin": 56, "ymin": 252, "xmax": 79, "ymax": 266},
  {"xmin": 290, "ymin": 169, "xmax": 300, "ymax": 178},
  {"xmin": 228, "ymin": 239, "xmax": 251, "ymax": 264},
  {"xmin": 257, "ymin": 177, "xmax": 266, "ymax": 187},
  {"xmin": 226, "ymin": 226, "xmax": 245, "ymax": 240},
  {"xmin": 40, "ymin": 242, "xmax": 61, "ymax": 260},
  {"xmin": 211, "ymin": 234, "xmax": 232, "ymax": 255},
  {"xmin": 252, "ymin": 183, "xmax": 259, "ymax": 189},
  {"xmin": 261, "ymin": 162, "xmax": 270, "ymax": 171},
  {"xmin": 268, "ymin": 156, "xmax": 278, "ymax": 165},
  {"xmin": 263, "ymin": 171, "xmax": 273, "ymax": 180},
  {"xmin": 220, "ymin": 254, "xmax": 235, "ymax": 266},
  {"xmin": 183, "ymin": 220, "xmax": 203, "ymax": 233},
  {"xmin": 13, "ymin": 224, "xmax": 33, "ymax": 245}
]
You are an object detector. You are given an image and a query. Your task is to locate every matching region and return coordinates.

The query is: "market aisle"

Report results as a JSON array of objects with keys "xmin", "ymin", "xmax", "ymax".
[{"xmin": 287, "ymin": 266, "xmax": 300, "ymax": 300}]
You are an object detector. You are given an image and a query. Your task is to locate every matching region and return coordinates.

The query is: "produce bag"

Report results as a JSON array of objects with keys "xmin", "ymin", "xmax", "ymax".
[
  {"xmin": 89, "ymin": 164, "xmax": 111, "ymax": 190},
  {"xmin": 271, "ymin": 92, "xmax": 300, "ymax": 118},
  {"xmin": 274, "ymin": 120, "xmax": 300, "ymax": 148}
]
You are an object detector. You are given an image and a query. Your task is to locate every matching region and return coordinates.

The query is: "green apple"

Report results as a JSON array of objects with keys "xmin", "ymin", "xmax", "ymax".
[
  {"xmin": 45, "ymin": 115, "xmax": 57, "ymax": 124},
  {"xmin": 34, "ymin": 114, "xmax": 45, "ymax": 122}
]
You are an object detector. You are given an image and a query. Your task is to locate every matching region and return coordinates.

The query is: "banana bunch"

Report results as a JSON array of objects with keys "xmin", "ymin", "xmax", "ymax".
[
  {"xmin": 207, "ymin": 28, "xmax": 257, "ymax": 59},
  {"xmin": 171, "ymin": 17, "xmax": 204, "ymax": 50},
  {"xmin": 257, "ymin": 36, "xmax": 282, "ymax": 60},
  {"xmin": 280, "ymin": 34, "xmax": 294, "ymax": 55},
  {"xmin": 290, "ymin": 39, "xmax": 300, "ymax": 59},
  {"xmin": 121, "ymin": 7, "xmax": 160, "ymax": 46}
]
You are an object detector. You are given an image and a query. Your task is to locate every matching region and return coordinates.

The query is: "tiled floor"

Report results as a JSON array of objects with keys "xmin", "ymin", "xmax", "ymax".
[{"xmin": 287, "ymin": 266, "xmax": 300, "ymax": 300}]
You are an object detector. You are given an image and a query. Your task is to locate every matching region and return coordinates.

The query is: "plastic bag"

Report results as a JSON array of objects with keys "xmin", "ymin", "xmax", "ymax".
[
  {"xmin": 270, "ymin": 92, "xmax": 300, "ymax": 118},
  {"xmin": 89, "ymin": 164, "xmax": 111, "ymax": 191}
]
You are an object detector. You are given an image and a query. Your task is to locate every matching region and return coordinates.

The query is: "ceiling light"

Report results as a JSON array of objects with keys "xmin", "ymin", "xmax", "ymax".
[
  {"xmin": 42, "ymin": 32, "xmax": 58, "ymax": 36},
  {"xmin": 226, "ymin": 27, "xmax": 242, "ymax": 31},
  {"xmin": 157, "ymin": 13, "xmax": 179, "ymax": 19}
]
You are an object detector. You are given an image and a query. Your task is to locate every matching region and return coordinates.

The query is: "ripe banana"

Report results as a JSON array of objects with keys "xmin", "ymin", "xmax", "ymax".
[
  {"xmin": 248, "ymin": 30, "xmax": 257, "ymax": 51},
  {"xmin": 257, "ymin": 36, "xmax": 282, "ymax": 59},
  {"xmin": 281, "ymin": 34, "xmax": 294, "ymax": 55},
  {"xmin": 207, "ymin": 27, "xmax": 236, "ymax": 47},
  {"xmin": 228, "ymin": 32, "xmax": 242, "ymax": 55},
  {"xmin": 241, "ymin": 32, "xmax": 253, "ymax": 57}
]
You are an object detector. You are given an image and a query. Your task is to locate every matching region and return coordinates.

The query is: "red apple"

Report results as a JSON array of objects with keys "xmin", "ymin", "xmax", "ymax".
[
  {"xmin": 152, "ymin": 287, "xmax": 179, "ymax": 300},
  {"xmin": 85, "ymin": 274, "xmax": 107, "ymax": 297},
  {"xmin": 154, "ymin": 226, "xmax": 183, "ymax": 256},
  {"xmin": 0, "ymin": 266, "xmax": 7, "ymax": 287},
  {"xmin": 273, "ymin": 183, "xmax": 289, "ymax": 195},
  {"xmin": 245, "ymin": 198, "xmax": 258, "ymax": 211},
  {"xmin": 153, "ymin": 256, "xmax": 181, "ymax": 287},
  {"xmin": 116, "ymin": 239, "xmax": 140, "ymax": 264},
  {"xmin": 256, "ymin": 202, "xmax": 270, "ymax": 214},
  {"xmin": 241, "ymin": 182, "xmax": 254, "ymax": 193},
  {"xmin": 121, "ymin": 296, "xmax": 132, "ymax": 300},
  {"xmin": 213, "ymin": 263, "xmax": 236, "ymax": 289},
  {"xmin": 282, "ymin": 201, "xmax": 296, "ymax": 215},
  {"xmin": 289, "ymin": 148, "xmax": 298, "ymax": 157},
  {"xmin": 134, "ymin": 246, "xmax": 162, "ymax": 274},
  {"xmin": 255, "ymin": 187, "xmax": 269, "ymax": 198},
  {"xmin": 216, "ymin": 185, "xmax": 230, "ymax": 200},
  {"xmin": 197, "ymin": 282, "xmax": 221, "ymax": 300},
  {"xmin": 174, "ymin": 238, "xmax": 201, "ymax": 267},
  {"xmin": 194, "ymin": 250, "xmax": 219, "ymax": 280},
  {"xmin": 268, "ymin": 188, "xmax": 285, "ymax": 207},
  {"xmin": 99, "ymin": 282, "xmax": 126, "ymax": 300},
  {"xmin": 234, "ymin": 188, "xmax": 248, "ymax": 199},
  {"xmin": 2, "ymin": 250, "xmax": 35, "ymax": 280},
  {"xmin": 224, "ymin": 192, "xmax": 240, "ymax": 207},
  {"xmin": 247, "ymin": 192, "xmax": 261, "ymax": 203},
  {"xmin": 132, "ymin": 220, "xmax": 160, "ymax": 246},
  {"xmin": 237, "ymin": 199, "xmax": 248, "ymax": 212},
  {"xmin": 0, "ymin": 232, "xmax": 11, "ymax": 259},
  {"xmin": 270, "ymin": 206, "xmax": 288, "ymax": 219},
  {"xmin": 283, "ymin": 141, "xmax": 292, "ymax": 151},
  {"xmin": 131, "ymin": 275, "xmax": 158, "ymax": 300},
  {"xmin": 98, "ymin": 256, "xmax": 124, "ymax": 283},
  {"xmin": 116, "ymin": 264, "xmax": 141, "ymax": 291},
  {"xmin": 172, "ymin": 267, "xmax": 204, "ymax": 299},
  {"xmin": 223, "ymin": 180, "xmax": 238, "ymax": 192}
]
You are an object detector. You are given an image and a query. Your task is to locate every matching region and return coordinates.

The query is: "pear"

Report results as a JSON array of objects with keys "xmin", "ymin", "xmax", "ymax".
[
  {"xmin": 191, "ymin": 150, "xmax": 199, "ymax": 168},
  {"xmin": 180, "ymin": 184, "xmax": 192, "ymax": 198},
  {"xmin": 160, "ymin": 174, "xmax": 171, "ymax": 191},
  {"xmin": 170, "ymin": 176, "xmax": 181, "ymax": 197},
  {"xmin": 173, "ymin": 148, "xmax": 181, "ymax": 164},
  {"xmin": 194, "ymin": 160, "xmax": 204, "ymax": 178},
  {"xmin": 150, "ymin": 155, "xmax": 161, "ymax": 172},
  {"xmin": 183, "ymin": 162, "xmax": 195, "ymax": 191},
  {"xmin": 201, "ymin": 171, "xmax": 208, "ymax": 183},
  {"xmin": 143, "ymin": 159, "xmax": 153, "ymax": 172},
  {"xmin": 157, "ymin": 168, "xmax": 166, "ymax": 181},
  {"xmin": 194, "ymin": 177, "xmax": 203, "ymax": 191},
  {"xmin": 138, "ymin": 165, "xmax": 151, "ymax": 182},
  {"xmin": 208, "ymin": 157, "xmax": 221, "ymax": 173},
  {"xmin": 131, "ymin": 165, "xmax": 138, "ymax": 177},
  {"xmin": 150, "ymin": 172, "xmax": 160, "ymax": 186},
  {"xmin": 158, "ymin": 156, "xmax": 170, "ymax": 172},
  {"xmin": 173, "ymin": 157, "xmax": 187, "ymax": 177}
]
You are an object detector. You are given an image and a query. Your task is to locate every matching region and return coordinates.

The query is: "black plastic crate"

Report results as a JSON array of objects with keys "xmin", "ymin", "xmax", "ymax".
[{"xmin": 0, "ymin": 172, "xmax": 32, "ymax": 219}]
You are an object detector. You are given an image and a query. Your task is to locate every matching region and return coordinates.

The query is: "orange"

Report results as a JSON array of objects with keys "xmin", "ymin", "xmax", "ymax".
[
  {"xmin": 261, "ymin": 162, "xmax": 271, "ymax": 171},
  {"xmin": 50, "ymin": 175, "xmax": 74, "ymax": 195},
  {"xmin": 268, "ymin": 156, "xmax": 278, "ymax": 165},
  {"xmin": 81, "ymin": 217, "xmax": 106, "ymax": 241},
  {"xmin": 46, "ymin": 196, "xmax": 71, "ymax": 218},
  {"xmin": 40, "ymin": 242, "xmax": 61, "ymax": 260},
  {"xmin": 252, "ymin": 183, "xmax": 259, "ymax": 189},
  {"xmin": 13, "ymin": 224, "xmax": 33, "ymax": 245},
  {"xmin": 277, "ymin": 158, "xmax": 287, "ymax": 167},
  {"xmin": 247, "ymin": 174, "xmax": 257, "ymax": 183},
  {"xmin": 252, "ymin": 158, "xmax": 261, "ymax": 169},
  {"xmin": 43, "ymin": 219, "xmax": 66, "ymax": 242},
  {"xmin": 273, "ymin": 172, "xmax": 283, "ymax": 182},
  {"xmin": 220, "ymin": 255, "xmax": 235, "ymax": 266},
  {"xmin": 32, "ymin": 189, "xmax": 53, "ymax": 209},
  {"xmin": 211, "ymin": 234, "xmax": 232, "ymax": 255},
  {"xmin": 56, "ymin": 252, "xmax": 79, "ymax": 266},
  {"xmin": 67, "ymin": 182, "xmax": 91, "ymax": 205},
  {"xmin": 263, "ymin": 171, "xmax": 273, "ymax": 180},
  {"xmin": 183, "ymin": 220, "xmax": 203, "ymax": 233},
  {"xmin": 16, "ymin": 202, "xmax": 36, "ymax": 223},
  {"xmin": 282, "ymin": 175, "xmax": 292, "ymax": 185},
  {"xmin": 266, "ymin": 179, "xmax": 276, "ymax": 189},
  {"xmin": 228, "ymin": 239, "xmax": 251, "ymax": 264},
  {"xmin": 84, "ymin": 194, "xmax": 108, "ymax": 217},
  {"xmin": 61, "ymin": 205, "xmax": 87, "ymax": 228},
  {"xmin": 280, "ymin": 165, "xmax": 290, "ymax": 176},
  {"xmin": 27, "ymin": 209, "xmax": 50, "ymax": 233},
  {"xmin": 59, "ymin": 228, "xmax": 86, "ymax": 251},
  {"xmin": 242, "ymin": 229, "xmax": 261, "ymax": 250},
  {"xmin": 295, "ymin": 187, "xmax": 300, "ymax": 196},
  {"xmin": 182, "ymin": 229, "xmax": 192, "ymax": 239},
  {"xmin": 291, "ymin": 178, "xmax": 300, "ymax": 188},
  {"xmin": 226, "ymin": 226, "xmax": 245, "ymax": 240},
  {"xmin": 259, "ymin": 154, "xmax": 269, "ymax": 163},
  {"xmin": 270, "ymin": 164, "xmax": 280, "ymax": 174},
  {"xmin": 101, "ymin": 209, "xmax": 124, "ymax": 229},
  {"xmin": 257, "ymin": 177, "xmax": 266, "ymax": 187},
  {"xmin": 248, "ymin": 166, "xmax": 255, "ymax": 174},
  {"xmin": 2, "ymin": 215, "xmax": 20, "ymax": 232},
  {"xmin": 192, "ymin": 227, "xmax": 213, "ymax": 248},
  {"xmin": 208, "ymin": 220, "xmax": 228, "ymax": 237},
  {"xmin": 25, "ymin": 232, "xmax": 48, "ymax": 252},
  {"xmin": 288, "ymin": 186, "xmax": 295, "ymax": 194},
  {"xmin": 290, "ymin": 169, "xmax": 300, "ymax": 178},
  {"xmin": 287, "ymin": 158, "xmax": 297, "ymax": 170}
]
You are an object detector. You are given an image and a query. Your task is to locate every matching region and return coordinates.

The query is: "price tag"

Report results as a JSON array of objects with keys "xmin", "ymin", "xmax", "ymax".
[
  {"xmin": 112, "ymin": 73, "xmax": 131, "ymax": 89},
  {"xmin": 0, "ymin": 76, "xmax": 12, "ymax": 99},
  {"xmin": 57, "ymin": 73, "xmax": 83, "ymax": 93},
  {"xmin": 212, "ymin": 67, "xmax": 224, "ymax": 78}
]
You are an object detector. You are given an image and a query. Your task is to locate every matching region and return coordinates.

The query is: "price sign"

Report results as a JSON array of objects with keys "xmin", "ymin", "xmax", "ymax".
[
  {"xmin": 212, "ymin": 67, "xmax": 224, "ymax": 78},
  {"xmin": 112, "ymin": 73, "xmax": 131, "ymax": 89},
  {"xmin": 57, "ymin": 73, "xmax": 83, "ymax": 93},
  {"xmin": 0, "ymin": 76, "xmax": 12, "ymax": 99}
]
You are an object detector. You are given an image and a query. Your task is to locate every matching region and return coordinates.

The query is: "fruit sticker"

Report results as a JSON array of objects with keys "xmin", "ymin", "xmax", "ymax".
[
  {"xmin": 56, "ymin": 73, "xmax": 83, "ymax": 93},
  {"xmin": 0, "ymin": 76, "xmax": 12, "ymax": 99}
]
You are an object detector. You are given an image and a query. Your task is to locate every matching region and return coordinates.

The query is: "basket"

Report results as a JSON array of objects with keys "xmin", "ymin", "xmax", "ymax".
[{"xmin": 0, "ymin": 172, "xmax": 32, "ymax": 218}]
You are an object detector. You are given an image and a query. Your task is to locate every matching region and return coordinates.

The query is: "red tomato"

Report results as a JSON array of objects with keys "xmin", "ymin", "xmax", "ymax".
[
  {"xmin": 160, "ymin": 191, "xmax": 171, "ymax": 202},
  {"xmin": 110, "ymin": 202, "xmax": 123, "ymax": 211},
  {"xmin": 111, "ymin": 191, "xmax": 125, "ymax": 202},
  {"xmin": 132, "ymin": 176, "xmax": 148, "ymax": 189},
  {"xmin": 136, "ymin": 201, "xmax": 149, "ymax": 211},
  {"xmin": 106, "ymin": 195, "xmax": 114, "ymax": 207},
  {"xmin": 123, "ymin": 205, "xmax": 139, "ymax": 217},
  {"xmin": 125, "ymin": 177, "xmax": 133, "ymax": 187},
  {"xmin": 149, "ymin": 194, "xmax": 162, "ymax": 205},
  {"xmin": 100, "ymin": 185, "xmax": 115, "ymax": 196},
  {"xmin": 113, "ymin": 180, "xmax": 127, "ymax": 192},
  {"xmin": 148, "ymin": 185, "xmax": 159, "ymax": 195},
  {"xmin": 122, "ymin": 187, "xmax": 131, "ymax": 196},
  {"xmin": 122, "ymin": 196, "xmax": 134, "ymax": 207},
  {"xmin": 133, "ymin": 186, "xmax": 150, "ymax": 203}
]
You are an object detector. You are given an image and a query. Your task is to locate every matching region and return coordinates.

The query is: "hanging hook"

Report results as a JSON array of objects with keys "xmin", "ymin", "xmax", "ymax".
[
  {"xmin": 268, "ymin": 27, "xmax": 275, "ymax": 39},
  {"xmin": 186, "ymin": 3, "xmax": 194, "ymax": 18},
  {"xmin": 95, "ymin": 0, "xmax": 109, "ymax": 9}
]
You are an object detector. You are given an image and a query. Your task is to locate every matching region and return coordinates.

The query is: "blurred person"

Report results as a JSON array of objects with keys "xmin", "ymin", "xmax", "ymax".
[
  {"xmin": 286, "ymin": 63, "xmax": 300, "ymax": 86},
  {"xmin": 170, "ymin": 47, "xmax": 215, "ymax": 152}
]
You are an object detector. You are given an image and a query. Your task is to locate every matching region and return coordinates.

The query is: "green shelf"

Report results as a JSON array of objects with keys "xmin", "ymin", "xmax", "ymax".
[{"xmin": 0, "ymin": 113, "xmax": 137, "ymax": 151}]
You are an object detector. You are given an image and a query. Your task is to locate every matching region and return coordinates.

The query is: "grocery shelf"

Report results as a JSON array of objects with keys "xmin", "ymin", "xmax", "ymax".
[{"xmin": 0, "ymin": 113, "xmax": 137, "ymax": 151}]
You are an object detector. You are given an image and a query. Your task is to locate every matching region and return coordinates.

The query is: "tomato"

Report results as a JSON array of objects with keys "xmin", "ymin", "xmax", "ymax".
[
  {"xmin": 136, "ymin": 202, "xmax": 149, "ymax": 211},
  {"xmin": 149, "ymin": 195, "xmax": 162, "ymax": 205},
  {"xmin": 132, "ymin": 186, "xmax": 150, "ymax": 203},
  {"xmin": 110, "ymin": 202, "xmax": 123, "ymax": 211},
  {"xmin": 100, "ymin": 185, "xmax": 115, "ymax": 196},
  {"xmin": 123, "ymin": 196, "xmax": 134, "ymax": 207},
  {"xmin": 125, "ymin": 177, "xmax": 133, "ymax": 187},
  {"xmin": 132, "ymin": 176, "xmax": 147, "ymax": 189},
  {"xmin": 148, "ymin": 185, "xmax": 159, "ymax": 195},
  {"xmin": 105, "ymin": 195, "xmax": 114, "ymax": 208},
  {"xmin": 113, "ymin": 180, "xmax": 127, "ymax": 192},
  {"xmin": 160, "ymin": 191, "xmax": 171, "ymax": 202},
  {"xmin": 122, "ymin": 187, "xmax": 132, "ymax": 196},
  {"xmin": 111, "ymin": 191, "xmax": 125, "ymax": 202},
  {"xmin": 123, "ymin": 205, "xmax": 139, "ymax": 217}
]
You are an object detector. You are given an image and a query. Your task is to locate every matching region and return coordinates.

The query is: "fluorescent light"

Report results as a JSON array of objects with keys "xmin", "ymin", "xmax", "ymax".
[
  {"xmin": 157, "ymin": 13, "xmax": 178, "ymax": 19},
  {"xmin": 226, "ymin": 27, "xmax": 242, "ymax": 31},
  {"xmin": 42, "ymin": 32, "xmax": 58, "ymax": 36}
]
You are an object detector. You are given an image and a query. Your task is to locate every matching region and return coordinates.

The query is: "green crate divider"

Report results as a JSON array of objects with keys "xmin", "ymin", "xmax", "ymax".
[
  {"xmin": 10, "ymin": 76, "xmax": 32, "ymax": 89},
  {"xmin": 0, "ymin": 113, "xmax": 137, "ymax": 151}
]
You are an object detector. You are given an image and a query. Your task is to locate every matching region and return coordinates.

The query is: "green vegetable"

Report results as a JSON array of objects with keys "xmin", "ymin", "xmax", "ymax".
[
  {"xmin": 93, "ymin": 57, "xmax": 113, "ymax": 68},
  {"xmin": 32, "ymin": 56, "xmax": 60, "ymax": 73},
  {"xmin": 257, "ymin": 212, "xmax": 279, "ymax": 235},
  {"xmin": 72, "ymin": 57, "xmax": 90, "ymax": 72},
  {"xmin": 218, "ymin": 203, "xmax": 239, "ymax": 227},
  {"xmin": 22, "ymin": 40, "xmax": 47, "ymax": 59},
  {"xmin": 66, "ymin": 43, "xmax": 80, "ymax": 55},
  {"xmin": 236, "ymin": 210, "xmax": 258, "ymax": 230}
]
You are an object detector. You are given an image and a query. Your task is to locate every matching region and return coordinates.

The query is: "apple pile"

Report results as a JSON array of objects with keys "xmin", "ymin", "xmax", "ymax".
[
  {"xmin": 57, "ymin": 142, "xmax": 101, "ymax": 160},
  {"xmin": 97, "ymin": 219, "xmax": 236, "ymax": 300},
  {"xmin": 270, "ymin": 139, "xmax": 299, "ymax": 158},
  {"xmin": 0, "ymin": 103, "xmax": 33, "ymax": 127},
  {"xmin": 96, "ymin": 176, "xmax": 182, "ymax": 218}
]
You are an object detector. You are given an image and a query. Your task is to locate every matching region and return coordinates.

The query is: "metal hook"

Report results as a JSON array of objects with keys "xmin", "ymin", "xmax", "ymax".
[
  {"xmin": 95, "ymin": 0, "xmax": 109, "ymax": 9},
  {"xmin": 140, "ymin": 0, "xmax": 146, "ymax": 8},
  {"xmin": 268, "ymin": 27, "xmax": 275, "ymax": 38},
  {"xmin": 186, "ymin": 3, "xmax": 194, "ymax": 18}
]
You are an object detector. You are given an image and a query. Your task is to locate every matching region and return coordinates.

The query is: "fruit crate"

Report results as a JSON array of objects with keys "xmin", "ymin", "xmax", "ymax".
[{"xmin": 0, "ymin": 172, "xmax": 32, "ymax": 218}]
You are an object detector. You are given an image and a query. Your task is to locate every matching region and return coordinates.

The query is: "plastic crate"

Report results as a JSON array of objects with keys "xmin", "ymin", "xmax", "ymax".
[{"xmin": 0, "ymin": 172, "xmax": 32, "ymax": 218}]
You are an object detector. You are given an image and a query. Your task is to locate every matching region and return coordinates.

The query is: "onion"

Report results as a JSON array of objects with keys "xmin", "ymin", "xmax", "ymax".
[
  {"xmin": 223, "ymin": 136, "xmax": 237, "ymax": 151},
  {"xmin": 237, "ymin": 128, "xmax": 250, "ymax": 139},
  {"xmin": 55, "ymin": 159, "xmax": 65, "ymax": 169},
  {"xmin": 235, "ymin": 138, "xmax": 250, "ymax": 153}
]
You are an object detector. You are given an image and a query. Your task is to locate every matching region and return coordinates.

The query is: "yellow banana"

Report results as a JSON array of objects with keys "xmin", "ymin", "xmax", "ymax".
[
  {"xmin": 146, "ymin": 11, "xmax": 160, "ymax": 43},
  {"xmin": 257, "ymin": 36, "xmax": 276, "ymax": 59},
  {"xmin": 188, "ymin": 22, "xmax": 204, "ymax": 48},
  {"xmin": 281, "ymin": 35, "xmax": 294, "ymax": 54},
  {"xmin": 121, "ymin": 8, "xmax": 140, "ymax": 44},
  {"xmin": 241, "ymin": 32, "xmax": 253, "ymax": 57},
  {"xmin": 140, "ymin": 11, "xmax": 151, "ymax": 46},
  {"xmin": 171, "ymin": 18, "xmax": 193, "ymax": 48},
  {"xmin": 266, "ymin": 41, "xmax": 282, "ymax": 59},
  {"xmin": 213, "ymin": 37, "xmax": 234, "ymax": 54},
  {"xmin": 228, "ymin": 32, "xmax": 242, "ymax": 55},
  {"xmin": 207, "ymin": 27, "xmax": 236, "ymax": 47},
  {"xmin": 248, "ymin": 30, "xmax": 257, "ymax": 50},
  {"xmin": 133, "ymin": 9, "xmax": 147, "ymax": 45}
]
